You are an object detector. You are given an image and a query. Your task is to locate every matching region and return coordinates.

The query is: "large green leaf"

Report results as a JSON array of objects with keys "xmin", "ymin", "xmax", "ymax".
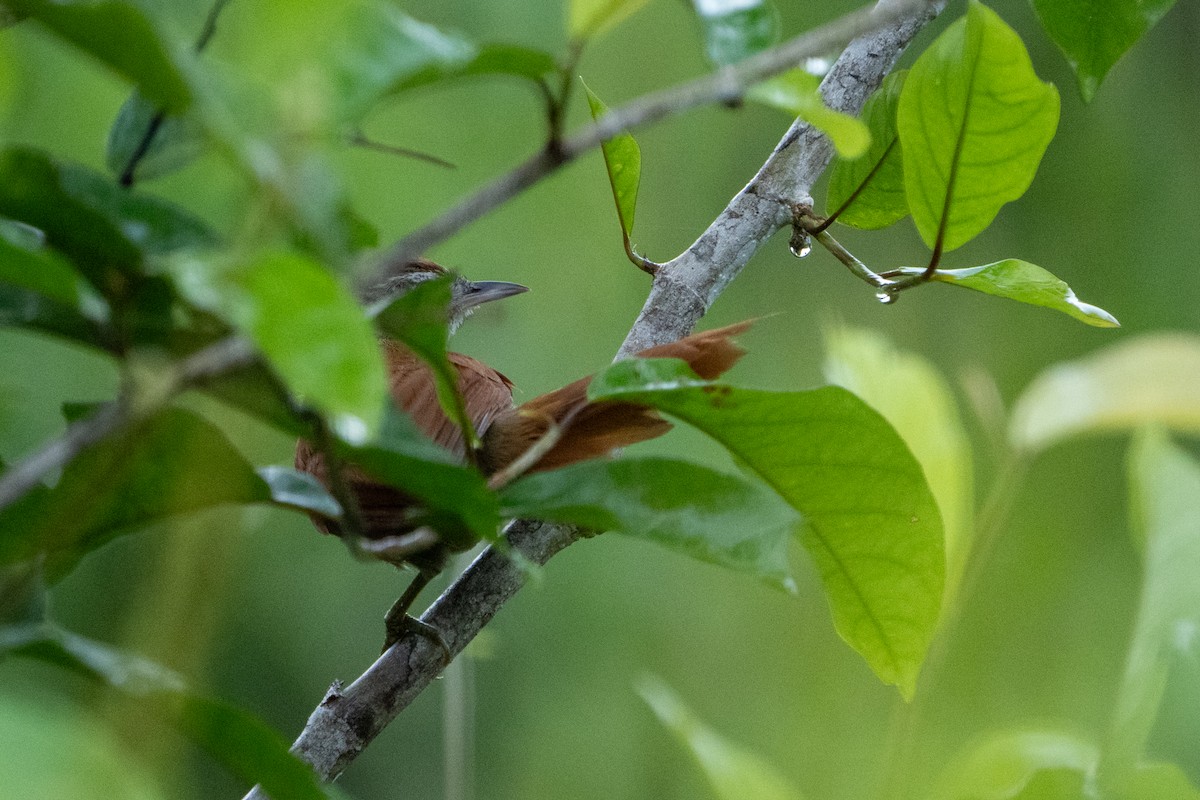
[
  {"xmin": 746, "ymin": 69, "xmax": 870, "ymax": 158},
  {"xmin": 0, "ymin": 624, "xmax": 333, "ymax": 800},
  {"xmin": 1103, "ymin": 430, "xmax": 1200, "ymax": 788},
  {"xmin": 167, "ymin": 251, "xmax": 387, "ymax": 442},
  {"xmin": 500, "ymin": 457, "xmax": 799, "ymax": 591},
  {"xmin": 826, "ymin": 71, "xmax": 908, "ymax": 229},
  {"xmin": 3, "ymin": 0, "xmax": 191, "ymax": 111},
  {"xmin": 886, "ymin": 260, "xmax": 1119, "ymax": 328},
  {"xmin": 898, "ymin": 1, "xmax": 1059, "ymax": 253},
  {"xmin": 1009, "ymin": 334, "xmax": 1200, "ymax": 455},
  {"xmin": 0, "ymin": 406, "xmax": 274, "ymax": 580},
  {"xmin": 569, "ymin": 0, "xmax": 651, "ymax": 40},
  {"xmin": 374, "ymin": 274, "xmax": 477, "ymax": 449},
  {"xmin": 1031, "ymin": 0, "xmax": 1177, "ymax": 102},
  {"xmin": 589, "ymin": 359, "xmax": 945, "ymax": 697},
  {"xmin": 823, "ymin": 326, "xmax": 973, "ymax": 605},
  {"xmin": 584, "ymin": 82, "xmax": 641, "ymax": 243},
  {"xmin": 638, "ymin": 675, "xmax": 807, "ymax": 800},
  {"xmin": 688, "ymin": 0, "xmax": 780, "ymax": 67}
]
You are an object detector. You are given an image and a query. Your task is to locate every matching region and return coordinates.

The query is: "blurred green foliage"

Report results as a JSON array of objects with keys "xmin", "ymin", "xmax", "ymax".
[{"xmin": 1, "ymin": 0, "xmax": 1199, "ymax": 799}]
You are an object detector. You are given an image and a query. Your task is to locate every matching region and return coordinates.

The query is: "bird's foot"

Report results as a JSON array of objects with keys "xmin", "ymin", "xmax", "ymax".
[{"xmin": 382, "ymin": 612, "xmax": 451, "ymax": 663}]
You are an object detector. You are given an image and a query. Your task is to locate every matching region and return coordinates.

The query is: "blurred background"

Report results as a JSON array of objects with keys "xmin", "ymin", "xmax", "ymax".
[{"xmin": 1, "ymin": 0, "xmax": 1197, "ymax": 797}]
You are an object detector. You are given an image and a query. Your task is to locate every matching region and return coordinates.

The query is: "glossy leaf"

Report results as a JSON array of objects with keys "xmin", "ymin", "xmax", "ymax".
[
  {"xmin": 3, "ymin": 0, "xmax": 191, "ymax": 111},
  {"xmin": 931, "ymin": 728, "xmax": 1096, "ymax": 800},
  {"xmin": 0, "ymin": 406, "xmax": 274, "ymax": 581},
  {"xmin": 1009, "ymin": 334, "xmax": 1200, "ymax": 454},
  {"xmin": 569, "ymin": 0, "xmax": 651, "ymax": 40},
  {"xmin": 331, "ymin": 5, "xmax": 476, "ymax": 122},
  {"xmin": 747, "ymin": 69, "xmax": 870, "ymax": 158},
  {"xmin": 374, "ymin": 274, "xmax": 477, "ymax": 449},
  {"xmin": 257, "ymin": 466, "xmax": 341, "ymax": 521},
  {"xmin": 590, "ymin": 359, "xmax": 945, "ymax": 697},
  {"xmin": 823, "ymin": 326, "xmax": 973, "ymax": 604},
  {"xmin": 689, "ymin": 0, "xmax": 780, "ymax": 67},
  {"xmin": 584, "ymin": 82, "xmax": 641, "ymax": 240},
  {"xmin": 1, "ymin": 624, "xmax": 331, "ymax": 800},
  {"xmin": 898, "ymin": 1, "xmax": 1059, "ymax": 253},
  {"xmin": 1104, "ymin": 430, "xmax": 1200, "ymax": 786},
  {"xmin": 888, "ymin": 260, "xmax": 1119, "ymax": 328},
  {"xmin": 500, "ymin": 457, "xmax": 799, "ymax": 591},
  {"xmin": 826, "ymin": 71, "xmax": 908, "ymax": 228},
  {"xmin": 1031, "ymin": 0, "xmax": 1177, "ymax": 102},
  {"xmin": 167, "ymin": 251, "xmax": 387, "ymax": 443},
  {"xmin": 638, "ymin": 675, "xmax": 807, "ymax": 800},
  {"xmin": 106, "ymin": 91, "xmax": 206, "ymax": 183}
]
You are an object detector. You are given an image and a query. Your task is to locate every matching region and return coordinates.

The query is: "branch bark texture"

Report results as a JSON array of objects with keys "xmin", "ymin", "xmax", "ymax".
[{"xmin": 247, "ymin": 1, "xmax": 943, "ymax": 794}]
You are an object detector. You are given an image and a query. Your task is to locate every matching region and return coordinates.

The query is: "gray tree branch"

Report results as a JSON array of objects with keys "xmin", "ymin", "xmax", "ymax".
[{"xmin": 248, "ymin": 1, "xmax": 942, "ymax": 794}]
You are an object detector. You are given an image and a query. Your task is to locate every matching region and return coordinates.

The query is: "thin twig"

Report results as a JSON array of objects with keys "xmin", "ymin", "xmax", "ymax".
[{"xmin": 349, "ymin": 131, "xmax": 457, "ymax": 170}]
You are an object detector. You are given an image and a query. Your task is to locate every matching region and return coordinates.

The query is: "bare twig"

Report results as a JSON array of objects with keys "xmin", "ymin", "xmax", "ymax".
[
  {"xmin": 368, "ymin": 0, "xmax": 936, "ymax": 295},
  {"xmin": 243, "ymin": 2, "xmax": 943, "ymax": 794}
]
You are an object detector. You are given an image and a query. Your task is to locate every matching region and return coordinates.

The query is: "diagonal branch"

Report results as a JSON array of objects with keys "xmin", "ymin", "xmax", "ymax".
[{"xmin": 247, "ymin": 1, "xmax": 942, "ymax": 792}]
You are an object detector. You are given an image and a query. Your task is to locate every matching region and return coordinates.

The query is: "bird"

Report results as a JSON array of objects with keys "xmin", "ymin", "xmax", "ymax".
[{"xmin": 295, "ymin": 259, "xmax": 751, "ymax": 651}]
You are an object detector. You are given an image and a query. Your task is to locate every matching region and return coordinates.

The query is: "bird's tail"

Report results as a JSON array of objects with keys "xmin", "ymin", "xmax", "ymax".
[{"xmin": 479, "ymin": 321, "xmax": 752, "ymax": 476}]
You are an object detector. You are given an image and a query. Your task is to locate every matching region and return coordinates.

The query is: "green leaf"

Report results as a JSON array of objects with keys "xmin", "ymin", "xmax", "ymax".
[
  {"xmin": 3, "ymin": 0, "xmax": 191, "ymax": 111},
  {"xmin": 589, "ymin": 359, "xmax": 945, "ymax": 697},
  {"xmin": 0, "ymin": 284, "xmax": 105, "ymax": 348},
  {"xmin": 1116, "ymin": 762, "xmax": 1200, "ymax": 800},
  {"xmin": 374, "ymin": 274, "xmax": 477, "ymax": 449},
  {"xmin": 1104, "ymin": 430, "xmax": 1200, "ymax": 787},
  {"xmin": 823, "ymin": 326, "xmax": 973, "ymax": 606},
  {"xmin": 826, "ymin": 70, "xmax": 908, "ymax": 229},
  {"xmin": 688, "ymin": 0, "xmax": 780, "ymax": 67},
  {"xmin": 331, "ymin": 5, "xmax": 477, "ymax": 122},
  {"xmin": 888, "ymin": 260, "xmax": 1119, "ymax": 328},
  {"xmin": 569, "ymin": 0, "xmax": 651, "ymax": 40},
  {"xmin": 1, "ymin": 624, "xmax": 331, "ymax": 800},
  {"xmin": 1031, "ymin": 0, "xmax": 1177, "ymax": 102},
  {"xmin": 0, "ymin": 219, "xmax": 107, "ymax": 318},
  {"xmin": 167, "ymin": 251, "xmax": 387, "ymax": 443},
  {"xmin": 638, "ymin": 675, "xmax": 807, "ymax": 800},
  {"xmin": 898, "ymin": 1, "xmax": 1059, "ymax": 253},
  {"xmin": 106, "ymin": 91, "xmax": 207, "ymax": 183},
  {"xmin": 1009, "ymin": 334, "xmax": 1200, "ymax": 455},
  {"xmin": 257, "ymin": 466, "xmax": 341, "ymax": 521},
  {"xmin": 500, "ymin": 457, "xmax": 799, "ymax": 591},
  {"xmin": 747, "ymin": 69, "xmax": 870, "ymax": 158},
  {"xmin": 584, "ymin": 82, "xmax": 641, "ymax": 241},
  {"xmin": 0, "ymin": 406, "xmax": 274, "ymax": 581},
  {"xmin": 931, "ymin": 728, "xmax": 1096, "ymax": 800}
]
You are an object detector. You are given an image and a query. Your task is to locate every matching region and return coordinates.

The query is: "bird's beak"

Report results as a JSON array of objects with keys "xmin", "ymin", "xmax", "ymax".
[{"xmin": 461, "ymin": 280, "xmax": 529, "ymax": 310}]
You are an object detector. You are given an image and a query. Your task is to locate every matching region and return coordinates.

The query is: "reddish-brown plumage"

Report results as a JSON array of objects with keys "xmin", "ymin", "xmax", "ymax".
[{"xmin": 295, "ymin": 321, "xmax": 751, "ymax": 543}]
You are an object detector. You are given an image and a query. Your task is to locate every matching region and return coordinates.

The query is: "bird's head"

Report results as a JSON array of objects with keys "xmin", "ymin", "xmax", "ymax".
[{"xmin": 372, "ymin": 259, "xmax": 528, "ymax": 333}]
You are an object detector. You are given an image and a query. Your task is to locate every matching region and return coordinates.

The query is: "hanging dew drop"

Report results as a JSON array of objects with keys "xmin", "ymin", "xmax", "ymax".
[
  {"xmin": 790, "ymin": 234, "xmax": 812, "ymax": 259},
  {"xmin": 875, "ymin": 291, "xmax": 897, "ymax": 305}
]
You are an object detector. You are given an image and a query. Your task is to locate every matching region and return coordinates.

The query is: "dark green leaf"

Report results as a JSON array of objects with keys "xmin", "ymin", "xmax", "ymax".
[
  {"xmin": 1104, "ymin": 430, "xmax": 1200, "ymax": 786},
  {"xmin": 0, "ymin": 219, "xmax": 108, "ymax": 317},
  {"xmin": 1009, "ymin": 334, "xmax": 1200, "ymax": 454},
  {"xmin": 589, "ymin": 359, "xmax": 945, "ymax": 697},
  {"xmin": 688, "ymin": 0, "xmax": 780, "ymax": 67},
  {"xmin": 374, "ymin": 274, "xmax": 477, "ymax": 448},
  {"xmin": 570, "ymin": 0, "xmax": 651, "ymax": 39},
  {"xmin": 0, "ymin": 406, "xmax": 273, "ymax": 581},
  {"xmin": 638, "ymin": 676, "xmax": 807, "ymax": 800},
  {"xmin": 1031, "ymin": 0, "xmax": 1177, "ymax": 102},
  {"xmin": 887, "ymin": 260, "xmax": 1119, "ymax": 328},
  {"xmin": 106, "ymin": 91, "xmax": 206, "ymax": 183},
  {"xmin": 501, "ymin": 457, "xmax": 799, "ymax": 591},
  {"xmin": 167, "ymin": 251, "xmax": 387, "ymax": 442},
  {"xmin": 584, "ymin": 82, "xmax": 641, "ymax": 240},
  {"xmin": 826, "ymin": 70, "xmax": 908, "ymax": 228},
  {"xmin": 746, "ymin": 69, "xmax": 869, "ymax": 158},
  {"xmin": 0, "ymin": 285, "xmax": 106, "ymax": 349},
  {"xmin": 931, "ymin": 728, "xmax": 1096, "ymax": 800},
  {"xmin": 4, "ymin": 0, "xmax": 191, "ymax": 111},
  {"xmin": 257, "ymin": 466, "xmax": 341, "ymax": 520},
  {"xmin": 898, "ymin": 1, "xmax": 1059, "ymax": 253},
  {"xmin": 460, "ymin": 43, "xmax": 557, "ymax": 83},
  {"xmin": 2, "ymin": 624, "xmax": 331, "ymax": 800}
]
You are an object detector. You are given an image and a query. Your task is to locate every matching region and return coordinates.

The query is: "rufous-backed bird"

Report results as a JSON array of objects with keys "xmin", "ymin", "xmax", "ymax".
[{"xmin": 295, "ymin": 259, "xmax": 750, "ymax": 650}]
